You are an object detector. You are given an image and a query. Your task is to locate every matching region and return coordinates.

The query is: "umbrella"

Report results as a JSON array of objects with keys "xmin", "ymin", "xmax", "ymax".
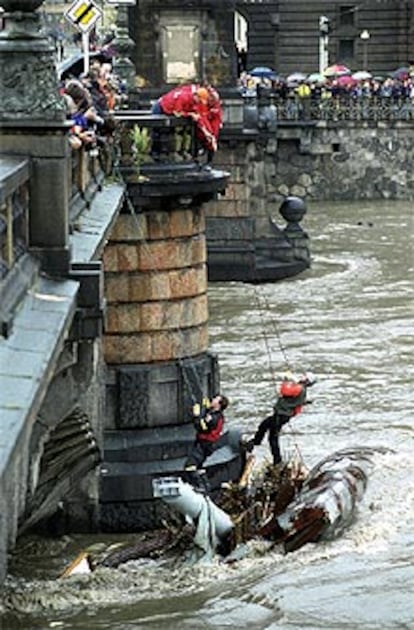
[
  {"xmin": 391, "ymin": 66, "xmax": 410, "ymax": 80},
  {"xmin": 306, "ymin": 72, "xmax": 326, "ymax": 84},
  {"xmin": 352, "ymin": 70, "xmax": 372, "ymax": 81},
  {"xmin": 335, "ymin": 74, "xmax": 357, "ymax": 87},
  {"xmin": 58, "ymin": 49, "xmax": 112, "ymax": 80},
  {"xmin": 324, "ymin": 63, "xmax": 352, "ymax": 78},
  {"xmin": 287, "ymin": 72, "xmax": 307, "ymax": 84},
  {"xmin": 248, "ymin": 66, "xmax": 279, "ymax": 80}
]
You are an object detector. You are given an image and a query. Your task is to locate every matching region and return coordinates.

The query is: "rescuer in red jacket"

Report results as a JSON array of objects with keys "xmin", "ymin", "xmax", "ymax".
[
  {"xmin": 151, "ymin": 83, "xmax": 223, "ymax": 159},
  {"xmin": 184, "ymin": 394, "xmax": 229, "ymax": 490},
  {"xmin": 251, "ymin": 374, "xmax": 315, "ymax": 465}
]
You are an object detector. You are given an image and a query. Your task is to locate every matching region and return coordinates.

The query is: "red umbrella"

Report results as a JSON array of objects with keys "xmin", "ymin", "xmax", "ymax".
[
  {"xmin": 324, "ymin": 63, "xmax": 352, "ymax": 78},
  {"xmin": 336, "ymin": 74, "xmax": 357, "ymax": 87}
]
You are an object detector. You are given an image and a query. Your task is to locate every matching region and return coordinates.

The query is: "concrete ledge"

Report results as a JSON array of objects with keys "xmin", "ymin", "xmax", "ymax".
[
  {"xmin": 0, "ymin": 276, "xmax": 79, "ymax": 473},
  {"xmin": 70, "ymin": 182, "xmax": 125, "ymax": 263}
]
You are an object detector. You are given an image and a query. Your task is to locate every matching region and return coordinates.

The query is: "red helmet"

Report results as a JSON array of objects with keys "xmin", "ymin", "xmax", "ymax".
[{"xmin": 280, "ymin": 381, "xmax": 303, "ymax": 398}]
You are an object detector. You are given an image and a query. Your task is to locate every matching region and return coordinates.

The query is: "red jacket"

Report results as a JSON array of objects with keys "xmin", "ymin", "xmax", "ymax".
[
  {"xmin": 195, "ymin": 410, "xmax": 224, "ymax": 443},
  {"xmin": 159, "ymin": 84, "xmax": 222, "ymax": 152},
  {"xmin": 159, "ymin": 84, "xmax": 200, "ymax": 117}
]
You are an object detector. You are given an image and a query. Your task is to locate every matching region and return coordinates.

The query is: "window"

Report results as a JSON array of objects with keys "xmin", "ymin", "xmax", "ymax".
[
  {"xmin": 339, "ymin": 39, "xmax": 355, "ymax": 62},
  {"xmin": 339, "ymin": 5, "xmax": 356, "ymax": 26}
]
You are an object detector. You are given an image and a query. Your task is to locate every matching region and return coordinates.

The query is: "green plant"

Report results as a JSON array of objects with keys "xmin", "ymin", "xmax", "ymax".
[{"xmin": 130, "ymin": 125, "xmax": 151, "ymax": 175}]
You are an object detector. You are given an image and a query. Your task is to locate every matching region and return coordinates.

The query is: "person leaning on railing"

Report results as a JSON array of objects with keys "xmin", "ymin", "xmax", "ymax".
[
  {"xmin": 151, "ymin": 83, "xmax": 223, "ymax": 162},
  {"xmin": 63, "ymin": 79, "xmax": 103, "ymax": 152}
]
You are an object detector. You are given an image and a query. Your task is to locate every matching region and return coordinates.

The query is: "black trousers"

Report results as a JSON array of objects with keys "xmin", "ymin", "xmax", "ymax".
[
  {"xmin": 184, "ymin": 439, "xmax": 215, "ymax": 470},
  {"xmin": 183, "ymin": 439, "xmax": 215, "ymax": 491},
  {"xmin": 253, "ymin": 414, "xmax": 290, "ymax": 465}
]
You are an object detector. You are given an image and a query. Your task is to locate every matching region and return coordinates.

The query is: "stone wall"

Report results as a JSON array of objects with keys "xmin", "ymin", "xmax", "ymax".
[{"xmin": 224, "ymin": 122, "xmax": 414, "ymax": 203}]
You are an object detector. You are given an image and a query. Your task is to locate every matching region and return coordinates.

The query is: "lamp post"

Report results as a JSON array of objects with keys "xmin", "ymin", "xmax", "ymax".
[
  {"xmin": 319, "ymin": 15, "xmax": 330, "ymax": 74},
  {"xmin": 360, "ymin": 29, "xmax": 370, "ymax": 70}
]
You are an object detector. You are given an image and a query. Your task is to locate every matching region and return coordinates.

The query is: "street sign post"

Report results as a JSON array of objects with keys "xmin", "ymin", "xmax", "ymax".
[{"xmin": 65, "ymin": 0, "xmax": 103, "ymax": 74}]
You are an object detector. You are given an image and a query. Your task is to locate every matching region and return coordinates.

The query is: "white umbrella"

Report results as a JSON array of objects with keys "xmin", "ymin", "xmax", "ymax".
[
  {"xmin": 287, "ymin": 72, "xmax": 307, "ymax": 84},
  {"xmin": 352, "ymin": 70, "xmax": 372, "ymax": 81}
]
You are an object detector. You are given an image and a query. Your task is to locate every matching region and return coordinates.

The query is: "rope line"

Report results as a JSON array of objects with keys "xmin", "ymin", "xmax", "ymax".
[{"xmin": 250, "ymin": 284, "xmax": 306, "ymax": 465}]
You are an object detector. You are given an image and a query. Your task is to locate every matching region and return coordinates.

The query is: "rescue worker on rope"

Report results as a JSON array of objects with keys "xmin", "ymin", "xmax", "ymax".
[
  {"xmin": 183, "ymin": 394, "xmax": 229, "ymax": 491},
  {"xmin": 249, "ymin": 373, "xmax": 315, "ymax": 465}
]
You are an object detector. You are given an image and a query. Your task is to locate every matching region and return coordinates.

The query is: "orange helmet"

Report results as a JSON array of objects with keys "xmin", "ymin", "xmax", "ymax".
[
  {"xmin": 196, "ymin": 87, "xmax": 209, "ymax": 104},
  {"xmin": 280, "ymin": 381, "xmax": 303, "ymax": 398}
]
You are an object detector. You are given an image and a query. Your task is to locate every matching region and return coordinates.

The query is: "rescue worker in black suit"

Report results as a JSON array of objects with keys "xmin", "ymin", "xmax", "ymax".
[
  {"xmin": 184, "ymin": 394, "xmax": 229, "ymax": 490},
  {"xmin": 251, "ymin": 374, "xmax": 315, "ymax": 465}
]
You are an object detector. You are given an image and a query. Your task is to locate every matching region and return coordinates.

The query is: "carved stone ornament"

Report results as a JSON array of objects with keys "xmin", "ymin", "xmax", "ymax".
[
  {"xmin": 0, "ymin": 0, "xmax": 66, "ymax": 120},
  {"xmin": 0, "ymin": 53, "xmax": 66, "ymax": 120}
]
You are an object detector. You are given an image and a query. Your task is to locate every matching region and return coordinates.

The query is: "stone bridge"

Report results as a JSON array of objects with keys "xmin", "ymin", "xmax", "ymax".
[{"xmin": 4, "ymin": 0, "xmax": 413, "ymax": 587}]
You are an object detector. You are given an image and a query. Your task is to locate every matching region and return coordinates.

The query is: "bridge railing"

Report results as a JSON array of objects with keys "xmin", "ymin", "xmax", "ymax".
[
  {"xmin": 247, "ymin": 91, "xmax": 414, "ymax": 123},
  {"xmin": 0, "ymin": 158, "xmax": 33, "ymax": 337},
  {"xmin": 0, "ymin": 159, "xmax": 30, "ymax": 282},
  {"xmin": 69, "ymin": 142, "xmax": 109, "ymax": 222},
  {"xmin": 112, "ymin": 111, "xmax": 198, "ymax": 171}
]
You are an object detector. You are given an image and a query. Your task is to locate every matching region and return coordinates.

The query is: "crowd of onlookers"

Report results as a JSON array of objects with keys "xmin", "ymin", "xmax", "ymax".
[
  {"xmin": 238, "ymin": 72, "xmax": 414, "ymax": 101},
  {"xmin": 61, "ymin": 60, "xmax": 124, "ymax": 153}
]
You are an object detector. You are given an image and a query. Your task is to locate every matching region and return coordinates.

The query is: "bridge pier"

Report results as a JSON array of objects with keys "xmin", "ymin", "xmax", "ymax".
[{"xmin": 99, "ymin": 156, "xmax": 243, "ymax": 530}]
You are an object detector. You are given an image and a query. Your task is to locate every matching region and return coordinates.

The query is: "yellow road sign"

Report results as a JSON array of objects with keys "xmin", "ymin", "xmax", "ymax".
[{"xmin": 65, "ymin": 0, "xmax": 102, "ymax": 34}]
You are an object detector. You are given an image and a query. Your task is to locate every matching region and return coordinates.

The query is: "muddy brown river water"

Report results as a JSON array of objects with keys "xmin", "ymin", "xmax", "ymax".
[{"xmin": 1, "ymin": 200, "xmax": 413, "ymax": 629}]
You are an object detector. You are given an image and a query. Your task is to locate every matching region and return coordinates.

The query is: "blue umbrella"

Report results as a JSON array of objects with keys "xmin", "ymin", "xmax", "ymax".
[{"xmin": 248, "ymin": 66, "xmax": 279, "ymax": 80}]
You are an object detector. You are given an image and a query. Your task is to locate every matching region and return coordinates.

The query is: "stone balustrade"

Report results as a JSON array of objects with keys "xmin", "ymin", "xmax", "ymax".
[{"xmin": 0, "ymin": 157, "xmax": 29, "ymax": 282}]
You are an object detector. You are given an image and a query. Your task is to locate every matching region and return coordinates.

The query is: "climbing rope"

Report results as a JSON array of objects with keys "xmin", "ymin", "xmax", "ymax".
[{"xmin": 249, "ymin": 284, "xmax": 307, "ymax": 465}]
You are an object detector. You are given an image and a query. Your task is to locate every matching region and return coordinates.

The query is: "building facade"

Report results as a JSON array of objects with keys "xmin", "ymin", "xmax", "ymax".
[
  {"xmin": 239, "ymin": 0, "xmax": 414, "ymax": 77},
  {"xmin": 39, "ymin": 1, "xmax": 414, "ymax": 85}
]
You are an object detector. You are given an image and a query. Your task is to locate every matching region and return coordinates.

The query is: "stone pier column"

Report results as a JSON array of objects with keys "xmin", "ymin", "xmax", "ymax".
[
  {"xmin": 99, "ymin": 162, "xmax": 241, "ymax": 531},
  {"xmin": 103, "ymin": 206, "xmax": 208, "ymax": 365}
]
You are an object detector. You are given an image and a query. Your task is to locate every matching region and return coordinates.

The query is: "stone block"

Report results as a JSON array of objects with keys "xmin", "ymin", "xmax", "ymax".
[
  {"xmin": 206, "ymin": 217, "xmax": 254, "ymax": 241},
  {"xmin": 117, "ymin": 367, "xmax": 150, "ymax": 428},
  {"xmin": 104, "ymin": 333, "xmax": 152, "ymax": 365},
  {"xmin": 138, "ymin": 240, "xmax": 179, "ymax": 271},
  {"xmin": 105, "ymin": 303, "xmax": 141, "ymax": 333},
  {"xmin": 173, "ymin": 207, "xmax": 205, "ymax": 237},
  {"xmin": 104, "ymin": 273, "xmax": 130, "ymax": 303},
  {"xmin": 169, "ymin": 265, "xmax": 207, "ymax": 297},
  {"xmin": 145, "ymin": 211, "xmax": 171, "ymax": 240},
  {"xmin": 223, "ymin": 181, "xmax": 250, "ymax": 201},
  {"xmin": 189, "ymin": 236, "xmax": 207, "ymax": 265},
  {"xmin": 109, "ymin": 214, "xmax": 147, "ymax": 242},
  {"xmin": 205, "ymin": 198, "xmax": 250, "ymax": 218},
  {"xmin": 117, "ymin": 244, "xmax": 140, "ymax": 272},
  {"xmin": 138, "ymin": 301, "xmax": 165, "ymax": 331},
  {"xmin": 102, "ymin": 245, "xmax": 119, "ymax": 272}
]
